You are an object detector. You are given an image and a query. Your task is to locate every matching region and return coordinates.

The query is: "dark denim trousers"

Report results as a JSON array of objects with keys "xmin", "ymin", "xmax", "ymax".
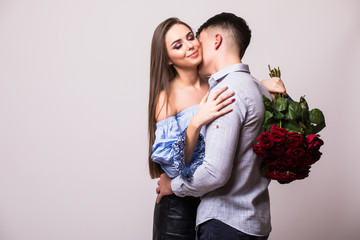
[{"xmin": 196, "ymin": 219, "xmax": 269, "ymax": 240}]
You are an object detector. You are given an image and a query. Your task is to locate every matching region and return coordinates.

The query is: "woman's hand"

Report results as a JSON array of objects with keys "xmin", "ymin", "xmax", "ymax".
[
  {"xmin": 191, "ymin": 86, "xmax": 235, "ymax": 129},
  {"xmin": 261, "ymin": 77, "xmax": 287, "ymax": 94},
  {"xmin": 156, "ymin": 173, "xmax": 173, "ymax": 204}
]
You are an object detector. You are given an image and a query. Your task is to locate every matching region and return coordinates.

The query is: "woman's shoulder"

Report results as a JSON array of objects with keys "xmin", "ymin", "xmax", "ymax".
[
  {"xmin": 155, "ymin": 104, "xmax": 199, "ymax": 133},
  {"xmin": 155, "ymin": 90, "xmax": 177, "ymax": 123}
]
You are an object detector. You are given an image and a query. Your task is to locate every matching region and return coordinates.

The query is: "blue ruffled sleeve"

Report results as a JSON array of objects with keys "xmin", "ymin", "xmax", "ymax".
[
  {"xmin": 151, "ymin": 117, "xmax": 205, "ymax": 180},
  {"xmin": 181, "ymin": 133, "xmax": 205, "ymax": 180}
]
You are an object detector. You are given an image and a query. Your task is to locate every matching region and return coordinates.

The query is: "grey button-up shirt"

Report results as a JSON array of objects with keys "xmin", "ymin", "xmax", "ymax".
[{"xmin": 171, "ymin": 63, "xmax": 272, "ymax": 236}]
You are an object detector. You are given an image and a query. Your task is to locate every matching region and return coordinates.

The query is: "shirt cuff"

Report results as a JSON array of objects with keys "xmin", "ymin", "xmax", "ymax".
[{"xmin": 171, "ymin": 176, "xmax": 186, "ymax": 197}]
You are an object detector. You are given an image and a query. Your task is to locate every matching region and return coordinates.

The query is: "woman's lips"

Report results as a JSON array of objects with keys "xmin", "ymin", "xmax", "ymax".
[{"xmin": 188, "ymin": 50, "xmax": 199, "ymax": 58}]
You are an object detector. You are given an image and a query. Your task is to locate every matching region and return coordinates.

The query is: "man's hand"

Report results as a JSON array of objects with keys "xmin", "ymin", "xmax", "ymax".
[{"xmin": 156, "ymin": 173, "xmax": 173, "ymax": 204}]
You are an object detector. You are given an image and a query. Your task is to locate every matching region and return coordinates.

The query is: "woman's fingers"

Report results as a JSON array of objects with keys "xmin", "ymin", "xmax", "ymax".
[
  {"xmin": 273, "ymin": 77, "xmax": 286, "ymax": 93},
  {"xmin": 261, "ymin": 77, "xmax": 287, "ymax": 94},
  {"xmin": 216, "ymin": 97, "xmax": 236, "ymax": 110},
  {"xmin": 211, "ymin": 86, "xmax": 228, "ymax": 101},
  {"xmin": 215, "ymin": 91, "xmax": 235, "ymax": 105},
  {"xmin": 216, "ymin": 107, "xmax": 233, "ymax": 117},
  {"xmin": 279, "ymin": 79, "xmax": 287, "ymax": 95},
  {"xmin": 200, "ymin": 91, "xmax": 210, "ymax": 104}
]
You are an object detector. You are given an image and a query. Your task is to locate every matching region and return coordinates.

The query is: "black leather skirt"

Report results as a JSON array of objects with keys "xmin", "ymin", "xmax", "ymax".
[{"xmin": 153, "ymin": 194, "xmax": 200, "ymax": 240}]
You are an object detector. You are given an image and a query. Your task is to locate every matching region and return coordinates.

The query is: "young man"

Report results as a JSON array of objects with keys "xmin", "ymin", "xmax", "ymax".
[{"xmin": 157, "ymin": 13, "xmax": 273, "ymax": 240}]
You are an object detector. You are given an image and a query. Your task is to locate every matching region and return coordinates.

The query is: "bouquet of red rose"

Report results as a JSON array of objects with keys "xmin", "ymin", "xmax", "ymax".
[{"xmin": 253, "ymin": 66, "xmax": 326, "ymax": 184}]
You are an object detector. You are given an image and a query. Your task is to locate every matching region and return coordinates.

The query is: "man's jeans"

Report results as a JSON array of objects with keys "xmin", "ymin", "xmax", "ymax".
[{"xmin": 196, "ymin": 219, "xmax": 269, "ymax": 240}]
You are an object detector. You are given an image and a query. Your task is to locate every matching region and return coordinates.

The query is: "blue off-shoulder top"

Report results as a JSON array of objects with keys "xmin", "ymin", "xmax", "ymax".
[{"xmin": 151, "ymin": 104, "xmax": 206, "ymax": 180}]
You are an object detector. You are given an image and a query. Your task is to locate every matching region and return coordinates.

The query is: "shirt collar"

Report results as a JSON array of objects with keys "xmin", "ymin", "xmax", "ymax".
[{"xmin": 208, "ymin": 63, "xmax": 250, "ymax": 90}]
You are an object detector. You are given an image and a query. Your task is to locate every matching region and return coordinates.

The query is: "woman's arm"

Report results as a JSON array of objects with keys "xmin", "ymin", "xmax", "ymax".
[
  {"xmin": 184, "ymin": 87, "xmax": 235, "ymax": 164},
  {"xmin": 154, "ymin": 87, "xmax": 234, "ymax": 178},
  {"xmin": 261, "ymin": 77, "xmax": 286, "ymax": 94}
]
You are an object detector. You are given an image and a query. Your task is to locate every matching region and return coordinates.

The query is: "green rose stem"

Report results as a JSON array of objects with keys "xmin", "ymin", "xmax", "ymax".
[{"xmin": 268, "ymin": 65, "xmax": 284, "ymax": 101}]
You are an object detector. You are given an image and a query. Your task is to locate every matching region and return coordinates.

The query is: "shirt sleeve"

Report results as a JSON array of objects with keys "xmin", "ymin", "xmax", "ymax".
[
  {"xmin": 151, "ymin": 118, "xmax": 204, "ymax": 180},
  {"xmin": 171, "ymin": 94, "xmax": 247, "ymax": 197}
]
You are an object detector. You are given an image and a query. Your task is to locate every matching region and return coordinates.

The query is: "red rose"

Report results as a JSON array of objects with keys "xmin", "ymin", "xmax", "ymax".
[
  {"xmin": 285, "ymin": 146, "xmax": 306, "ymax": 159},
  {"xmin": 266, "ymin": 170, "xmax": 296, "ymax": 184},
  {"xmin": 266, "ymin": 158, "xmax": 288, "ymax": 171},
  {"xmin": 295, "ymin": 153, "xmax": 312, "ymax": 166},
  {"xmin": 293, "ymin": 165, "xmax": 311, "ymax": 180},
  {"xmin": 270, "ymin": 124, "xmax": 287, "ymax": 143},
  {"xmin": 282, "ymin": 156, "xmax": 298, "ymax": 169},
  {"xmin": 257, "ymin": 131, "xmax": 274, "ymax": 149},
  {"xmin": 266, "ymin": 156, "xmax": 297, "ymax": 171},
  {"xmin": 252, "ymin": 144, "xmax": 269, "ymax": 158},
  {"xmin": 310, "ymin": 150, "xmax": 322, "ymax": 164},
  {"xmin": 265, "ymin": 170, "xmax": 280, "ymax": 180},
  {"xmin": 278, "ymin": 171, "xmax": 297, "ymax": 184},
  {"xmin": 285, "ymin": 132, "xmax": 304, "ymax": 148},
  {"xmin": 306, "ymin": 134, "xmax": 324, "ymax": 152},
  {"xmin": 270, "ymin": 145, "xmax": 285, "ymax": 156}
]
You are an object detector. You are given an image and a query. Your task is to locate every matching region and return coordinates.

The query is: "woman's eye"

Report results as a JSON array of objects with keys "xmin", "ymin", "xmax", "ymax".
[
  {"xmin": 174, "ymin": 44, "xmax": 182, "ymax": 49},
  {"xmin": 188, "ymin": 35, "xmax": 194, "ymax": 40}
]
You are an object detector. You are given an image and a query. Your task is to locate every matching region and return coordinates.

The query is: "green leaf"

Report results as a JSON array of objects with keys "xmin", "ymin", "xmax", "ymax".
[
  {"xmin": 264, "ymin": 110, "xmax": 274, "ymax": 123},
  {"xmin": 275, "ymin": 112, "xmax": 285, "ymax": 120},
  {"xmin": 299, "ymin": 121, "xmax": 307, "ymax": 130},
  {"xmin": 302, "ymin": 107, "xmax": 310, "ymax": 122},
  {"xmin": 299, "ymin": 96, "xmax": 309, "ymax": 110},
  {"xmin": 312, "ymin": 122, "xmax": 326, "ymax": 134},
  {"xmin": 285, "ymin": 101, "xmax": 302, "ymax": 120},
  {"xmin": 263, "ymin": 122, "xmax": 274, "ymax": 132},
  {"xmin": 304, "ymin": 128, "xmax": 312, "ymax": 136},
  {"xmin": 309, "ymin": 108, "xmax": 325, "ymax": 125},
  {"xmin": 275, "ymin": 98, "xmax": 288, "ymax": 112},
  {"xmin": 283, "ymin": 121, "xmax": 302, "ymax": 133},
  {"xmin": 263, "ymin": 95, "xmax": 274, "ymax": 111}
]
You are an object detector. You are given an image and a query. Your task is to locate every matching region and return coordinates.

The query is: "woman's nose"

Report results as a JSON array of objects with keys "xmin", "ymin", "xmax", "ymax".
[{"xmin": 186, "ymin": 41, "xmax": 194, "ymax": 50}]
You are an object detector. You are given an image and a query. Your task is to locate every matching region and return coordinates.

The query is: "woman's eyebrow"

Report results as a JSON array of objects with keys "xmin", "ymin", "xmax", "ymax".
[
  {"xmin": 170, "ymin": 32, "xmax": 192, "ymax": 46},
  {"xmin": 171, "ymin": 39, "xmax": 181, "ymax": 47}
]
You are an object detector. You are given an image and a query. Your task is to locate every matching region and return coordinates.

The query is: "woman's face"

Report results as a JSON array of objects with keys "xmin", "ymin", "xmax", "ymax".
[{"xmin": 165, "ymin": 24, "xmax": 202, "ymax": 70}]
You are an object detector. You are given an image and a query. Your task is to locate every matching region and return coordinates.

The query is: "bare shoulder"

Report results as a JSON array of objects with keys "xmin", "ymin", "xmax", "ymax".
[{"xmin": 155, "ymin": 90, "xmax": 177, "ymax": 122}]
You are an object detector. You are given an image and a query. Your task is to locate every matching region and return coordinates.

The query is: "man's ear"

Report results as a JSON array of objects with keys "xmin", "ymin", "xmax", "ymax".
[{"xmin": 214, "ymin": 34, "xmax": 222, "ymax": 50}]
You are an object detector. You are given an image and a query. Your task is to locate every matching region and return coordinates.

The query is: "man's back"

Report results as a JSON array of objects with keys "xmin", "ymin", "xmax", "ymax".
[{"xmin": 196, "ymin": 63, "xmax": 272, "ymax": 236}]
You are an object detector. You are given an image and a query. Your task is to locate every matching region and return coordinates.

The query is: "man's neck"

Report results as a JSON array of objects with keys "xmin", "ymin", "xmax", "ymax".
[{"xmin": 213, "ymin": 53, "xmax": 242, "ymax": 74}]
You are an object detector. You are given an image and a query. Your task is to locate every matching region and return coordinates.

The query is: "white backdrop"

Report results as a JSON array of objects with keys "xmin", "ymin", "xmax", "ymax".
[{"xmin": 0, "ymin": 0, "xmax": 359, "ymax": 239}]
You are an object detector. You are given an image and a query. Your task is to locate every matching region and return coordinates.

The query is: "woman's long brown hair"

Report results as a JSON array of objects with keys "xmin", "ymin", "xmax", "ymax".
[{"xmin": 148, "ymin": 18, "xmax": 192, "ymax": 179}]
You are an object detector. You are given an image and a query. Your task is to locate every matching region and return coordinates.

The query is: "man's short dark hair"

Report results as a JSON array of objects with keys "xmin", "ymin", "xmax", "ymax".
[{"xmin": 197, "ymin": 12, "xmax": 251, "ymax": 59}]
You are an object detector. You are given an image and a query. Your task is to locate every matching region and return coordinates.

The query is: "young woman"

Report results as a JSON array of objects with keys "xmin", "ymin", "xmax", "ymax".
[{"xmin": 148, "ymin": 18, "xmax": 285, "ymax": 240}]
